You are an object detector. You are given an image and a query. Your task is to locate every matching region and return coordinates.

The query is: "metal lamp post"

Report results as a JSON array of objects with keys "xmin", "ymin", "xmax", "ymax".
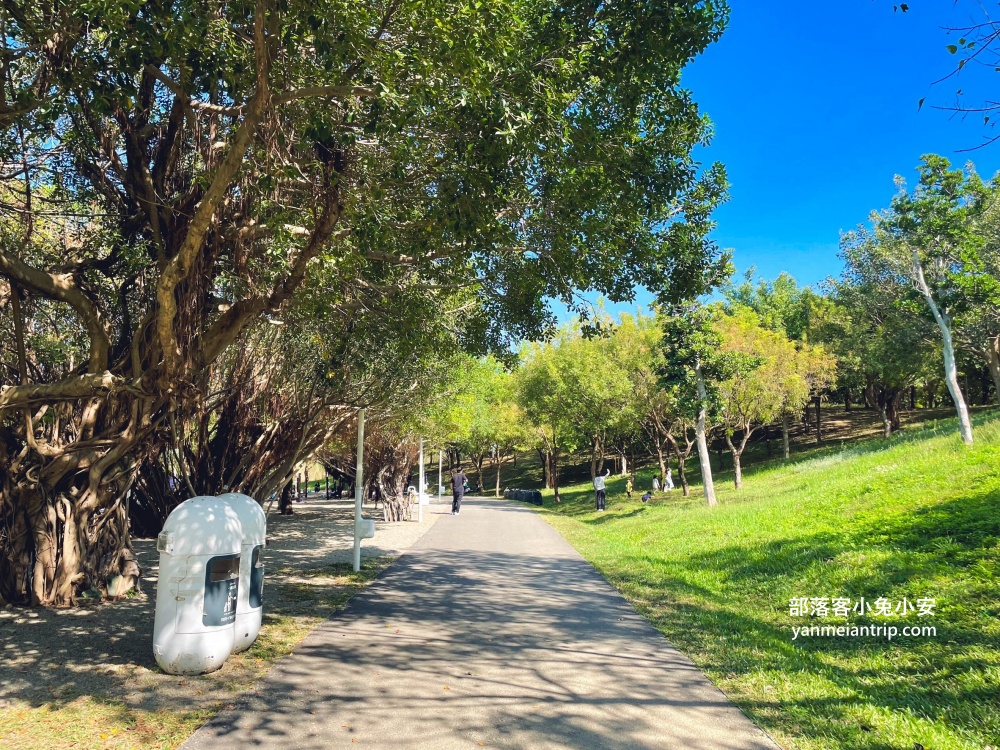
[
  {"xmin": 352, "ymin": 408, "xmax": 366, "ymax": 573},
  {"xmin": 417, "ymin": 438, "xmax": 425, "ymax": 523}
]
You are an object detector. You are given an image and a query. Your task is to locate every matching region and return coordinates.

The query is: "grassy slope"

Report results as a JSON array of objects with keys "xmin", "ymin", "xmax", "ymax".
[{"xmin": 536, "ymin": 412, "xmax": 1000, "ymax": 750}]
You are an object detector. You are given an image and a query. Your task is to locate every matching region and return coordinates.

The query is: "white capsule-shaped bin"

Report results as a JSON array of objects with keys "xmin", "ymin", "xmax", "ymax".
[
  {"xmin": 153, "ymin": 496, "xmax": 242, "ymax": 675},
  {"xmin": 217, "ymin": 492, "xmax": 266, "ymax": 653}
]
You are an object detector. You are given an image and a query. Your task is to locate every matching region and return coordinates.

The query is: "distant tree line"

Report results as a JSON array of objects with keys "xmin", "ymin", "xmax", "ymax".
[{"xmin": 432, "ymin": 155, "xmax": 1000, "ymax": 505}]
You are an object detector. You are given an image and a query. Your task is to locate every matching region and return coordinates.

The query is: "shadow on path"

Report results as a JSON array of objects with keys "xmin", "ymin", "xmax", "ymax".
[{"xmin": 183, "ymin": 497, "xmax": 778, "ymax": 750}]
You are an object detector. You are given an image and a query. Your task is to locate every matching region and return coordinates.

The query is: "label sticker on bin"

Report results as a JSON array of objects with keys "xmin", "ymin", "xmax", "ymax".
[{"xmin": 204, "ymin": 554, "xmax": 240, "ymax": 626}]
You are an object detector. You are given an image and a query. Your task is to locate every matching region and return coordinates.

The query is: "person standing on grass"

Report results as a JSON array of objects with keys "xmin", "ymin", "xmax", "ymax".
[
  {"xmin": 626, "ymin": 475, "xmax": 634, "ymax": 500},
  {"xmin": 665, "ymin": 467, "xmax": 674, "ymax": 490},
  {"xmin": 652, "ymin": 475, "xmax": 660, "ymax": 494},
  {"xmin": 594, "ymin": 468, "xmax": 610, "ymax": 511},
  {"xmin": 451, "ymin": 466, "xmax": 466, "ymax": 515}
]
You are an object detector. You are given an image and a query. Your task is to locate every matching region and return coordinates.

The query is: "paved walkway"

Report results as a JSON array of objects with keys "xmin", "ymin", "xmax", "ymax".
[{"xmin": 183, "ymin": 497, "xmax": 779, "ymax": 750}]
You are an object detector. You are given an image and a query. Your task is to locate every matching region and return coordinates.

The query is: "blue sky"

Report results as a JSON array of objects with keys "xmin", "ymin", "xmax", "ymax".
[{"xmin": 565, "ymin": 1, "xmax": 1000, "ymax": 321}]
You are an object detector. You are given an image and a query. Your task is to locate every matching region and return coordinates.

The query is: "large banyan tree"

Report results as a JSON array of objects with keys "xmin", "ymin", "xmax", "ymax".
[{"xmin": 0, "ymin": 0, "xmax": 729, "ymax": 605}]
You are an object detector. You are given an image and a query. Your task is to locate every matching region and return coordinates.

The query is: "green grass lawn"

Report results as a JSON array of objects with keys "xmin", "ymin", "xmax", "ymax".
[{"xmin": 535, "ymin": 412, "xmax": 1000, "ymax": 750}]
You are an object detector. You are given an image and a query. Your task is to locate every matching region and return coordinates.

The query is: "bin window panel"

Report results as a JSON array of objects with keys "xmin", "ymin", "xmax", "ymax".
[
  {"xmin": 209, "ymin": 556, "xmax": 240, "ymax": 582},
  {"xmin": 249, "ymin": 545, "xmax": 265, "ymax": 610},
  {"xmin": 203, "ymin": 553, "xmax": 240, "ymax": 626}
]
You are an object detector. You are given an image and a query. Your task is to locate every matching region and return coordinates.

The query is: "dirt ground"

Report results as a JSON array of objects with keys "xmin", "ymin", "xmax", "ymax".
[{"xmin": 0, "ymin": 495, "xmax": 439, "ymax": 740}]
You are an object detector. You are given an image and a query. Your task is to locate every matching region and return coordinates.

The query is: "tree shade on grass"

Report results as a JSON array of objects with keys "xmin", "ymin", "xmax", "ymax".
[{"xmin": 536, "ymin": 410, "xmax": 1000, "ymax": 750}]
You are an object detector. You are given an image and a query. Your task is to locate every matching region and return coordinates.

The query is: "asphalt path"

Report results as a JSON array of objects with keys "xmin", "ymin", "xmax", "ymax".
[{"xmin": 182, "ymin": 496, "xmax": 779, "ymax": 749}]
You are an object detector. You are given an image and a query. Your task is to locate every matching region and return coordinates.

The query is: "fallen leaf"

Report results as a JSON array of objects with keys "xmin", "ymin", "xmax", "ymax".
[{"xmin": 443, "ymin": 686, "xmax": 450, "ymax": 690}]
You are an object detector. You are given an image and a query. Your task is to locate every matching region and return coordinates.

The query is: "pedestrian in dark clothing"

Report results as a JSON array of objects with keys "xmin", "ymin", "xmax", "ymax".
[{"xmin": 451, "ymin": 467, "xmax": 466, "ymax": 515}]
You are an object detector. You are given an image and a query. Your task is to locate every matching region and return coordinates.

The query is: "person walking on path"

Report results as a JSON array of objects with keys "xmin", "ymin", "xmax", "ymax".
[
  {"xmin": 451, "ymin": 467, "xmax": 466, "ymax": 515},
  {"xmin": 665, "ymin": 467, "xmax": 675, "ymax": 491},
  {"xmin": 652, "ymin": 476, "xmax": 660, "ymax": 494},
  {"xmin": 594, "ymin": 468, "xmax": 610, "ymax": 511}
]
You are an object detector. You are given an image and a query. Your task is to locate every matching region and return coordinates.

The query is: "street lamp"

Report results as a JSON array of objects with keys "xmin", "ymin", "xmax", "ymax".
[
  {"xmin": 352, "ymin": 408, "xmax": 366, "ymax": 572},
  {"xmin": 417, "ymin": 438, "xmax": 425, "ymax": 523}
]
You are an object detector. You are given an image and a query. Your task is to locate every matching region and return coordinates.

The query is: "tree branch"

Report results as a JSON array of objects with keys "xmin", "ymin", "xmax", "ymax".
[
  {"xmin": 154, "ymin": 0, "xmax": 274, "ymax": 378},
  {"xmin": 273, "ymin": 86, "xmax": 377, "ymax": 104},
  {"xmin": 0, "ymin": 246, "xmax": 111, "ymax": 371},
  {"xmin": 0, "ymin": 372, "xmax": 120, "ymax": 411},
  {"xmin": 144, "ymin": 65, "xmax": 241, "ymax": 116},
  {"xmin": 197, "ymin": 187, "xmax": 343, "ymax": 367}
]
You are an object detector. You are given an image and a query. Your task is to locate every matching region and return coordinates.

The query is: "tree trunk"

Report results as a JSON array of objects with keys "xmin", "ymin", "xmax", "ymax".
[
  {"xmin": 764, "ymin": 423, "xmax": 771, "ymax": 456},
  {"xmin": 913, "ymin": 250, "xmax": 972, "ymax": 445},
  {"xmin": 910, "ymin": 385, "xmax": 917, "ymax": 410},
  {"xmin": 782, "ymin": 413, "xmax": 790, "ymax": 459},
  {"xmin": 912, "ymin": 251, "xmax": 973, "ymax": 445},
  {"xmin": 845, "ymin": 391, "xmax": 851, "ymax": 412},
  {"xmin": 878, "ymin": 402, "xmax": 893, "ymax": 439},
  {"xmin": 724, "ymin": 434, "xmax": 740, "ymax": 489},
  {"xmin": 725, "ymin": 430, "xmax": 752, "ymax": 490},
  {"xmin": 619, "ymin": 451, "xmax": 628, "ymax": 477},
  {"xmin": 673, "ymin": 444, "xmax": 690, "ymax": 496},
  {"xmin": 495, "ymin": 456, "xmax": 502, "ymax": 498},
  {"xmin": 987, "ymin": 337, "xmax": 1000, "ymax": 406},
  {"xmin": 1, "ymin": 292, "xmax": 140, "ymax": 607},
  {"xmin": 589, "ymin": 436, "xmax": 599, "ymax": 480},
  {"xmin": 694, "ymin": 361, "xmax": 717, "ymax": 507},
  {"xmin": 551, "ymin": 447, "xmax": 560, "ymax": 503},
  {"xmin": 814, "ymin": 393, "xmax": 822, "ymax": 443},
  {"xmin": 537, "ymin": 448, "xmax": 549, "ymax": 488},
  {"xmin": 654, "ymin": 436, "xmax": 668, "ymax": 489}
]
